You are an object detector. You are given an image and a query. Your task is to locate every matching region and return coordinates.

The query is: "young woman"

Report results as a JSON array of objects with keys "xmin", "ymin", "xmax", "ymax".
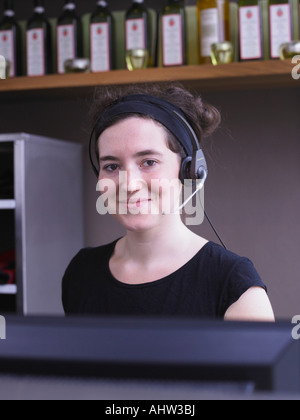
[{"xmin": 62, "ymin": 83, "xmax": 275, "ymax": 322}]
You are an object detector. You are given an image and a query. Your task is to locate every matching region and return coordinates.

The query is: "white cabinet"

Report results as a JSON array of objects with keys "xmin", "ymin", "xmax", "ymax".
[{"xmin": 0, "ymin": 133, "xmax": 84, "ymax": 315}]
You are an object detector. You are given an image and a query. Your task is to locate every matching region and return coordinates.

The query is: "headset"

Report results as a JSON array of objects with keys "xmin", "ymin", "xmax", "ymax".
[{"xmin": 89, "ymin": 94, "xmax": 226, "ymax": 249}]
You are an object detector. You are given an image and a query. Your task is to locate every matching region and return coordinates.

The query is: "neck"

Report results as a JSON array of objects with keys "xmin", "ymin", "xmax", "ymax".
[{"xmin": 121, "ymin": 215, "xmax": 195, "ymax": 265}]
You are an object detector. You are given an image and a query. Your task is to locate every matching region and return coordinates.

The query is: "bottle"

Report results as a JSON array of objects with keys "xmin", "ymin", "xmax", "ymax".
[
  {"xmin": 161, "ymin": 0, "xmax": 186, "ymax": 67},
  {"xmin": 197, "ymin": 0, "xmax": 230, "ymax": 64},
  {"xmin": 125, "ymin": 0, "xmax": 150, "ymax": 56},
  {"xmin": 0, "ymin": 0, "xmax": 22, "ymax": 77},
  {"xmin": 238, "ymin": 0, "xmax": 264, "ymax": 61},
  {"xmin": 26, "ymin": 0, "xmax": 52, "ymax": 76},
  {"xmin": 90, "ymin": 0, "xmax": 114, "ymax": 72},
  {"xmin": 268, "ymin": 0, "xmax": 293, "ymax": 59},
  {"xmin": 57, "ymin": 0, "xmax": 83, "ymax": 74}
]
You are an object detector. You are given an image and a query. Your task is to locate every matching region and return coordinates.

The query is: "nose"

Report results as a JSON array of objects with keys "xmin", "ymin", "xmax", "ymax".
[{"xmin": 119, "ymin": 167, "xmax": 145, "ymax": 194}]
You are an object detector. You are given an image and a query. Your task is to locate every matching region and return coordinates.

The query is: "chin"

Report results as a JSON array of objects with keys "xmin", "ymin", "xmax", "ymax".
[{"xmin": 113, "ymin": 213, "xmax": 162, "ymax": 233}]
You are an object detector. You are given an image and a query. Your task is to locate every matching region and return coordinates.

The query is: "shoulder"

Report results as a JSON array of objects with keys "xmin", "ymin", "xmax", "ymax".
[
  {"xmin": 61, "ymin": 239, "xmax": 119, "ymax": 313},
  {"xmin": 200, "ymin": 242, "xmax": 258, "ymax": 276},
  {"xmin": 65, "ymin": 239, "xmax": 118, "ymax": 271},
  {"xmin": 198, "ymin": 242, "xmax": 267, "ymax": 316}
]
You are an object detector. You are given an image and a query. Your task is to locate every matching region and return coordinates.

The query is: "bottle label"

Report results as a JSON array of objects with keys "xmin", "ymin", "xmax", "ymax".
[
  {"xmin": 239, "ymin": 6, "xmax": 262, "ymax": 60},
  {"xmin": 0, "ymin": 30, "xmax": 15, "ymax": 77},
  {"xmin": 57, "ymin": 24, "xmax": 75, "ymax": 74},
  {"xmin": 125, "ymin": 18, "xmax": 146, "ymax": 50},
  {"xmin": 200, "ymin": 8, "xmax": 219, "ymax": 57},
  {"xmin": 90, "ymin": 22, "xmax": 110, "ymax": 72},
  {"xmin": 162, "ymin": 14, "xmax": 183, "ymax": 66},
  {"xmin": 269, "ymin": 4, "xmax": 292, "ymax": 59},
  {"xmin": 26, "ymin": 28, "xmax": 45, "ymax": 76}
]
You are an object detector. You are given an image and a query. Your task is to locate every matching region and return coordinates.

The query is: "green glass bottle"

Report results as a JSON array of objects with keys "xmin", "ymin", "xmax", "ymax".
[
  {"xmin": 125, "ymin": 0, "xmax": 150, "ymax": 54},
  {"xmin": 0, "ymin": 0, "xmax": 22, "ymax": 77},
  {"xmin": 90, "ymin": 0, "xmax": 114, "ymax": 72},
  {"xmin": 238, "ymin": 0, "xmax": 264, "ymax": 61},
  {"xmin": 161, "ymin": 0, "xmax": 186, "ymax": 67},
  {"xmin": 197, "ymin": 0, "xmax": 230, "ymax": 64},
  {"xmin": 268, "ymin": 0, "xmax": 293, "ymax": 59},
  {"xmin": 26, "ymin": 0, "xmax": 53, "ymax": 76},
  {"xmin": 57, "ymin": 0, "xmax": 83, "ymax": 74}
]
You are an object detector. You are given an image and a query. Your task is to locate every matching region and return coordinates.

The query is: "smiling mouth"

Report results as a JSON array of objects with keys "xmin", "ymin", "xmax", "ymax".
[{"xmin": 119, "ymin": 199, "xmax": 151, "ymax": 208}]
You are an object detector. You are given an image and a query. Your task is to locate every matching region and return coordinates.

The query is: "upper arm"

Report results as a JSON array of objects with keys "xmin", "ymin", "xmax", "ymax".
[{"xmin": 224, "ymin": 287, "xmax": 275, "ymax": 322}]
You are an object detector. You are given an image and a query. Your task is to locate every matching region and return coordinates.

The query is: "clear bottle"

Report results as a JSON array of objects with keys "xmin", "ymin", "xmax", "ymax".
[
  {"xmin": 90, "ymin": 0, "xmax": 114, "ymax": 72},
  {"xmin": 238, "ymin": 0, "xmax": 264, "ymax": 61},
  {"xmin": 0, "ymin": 0, "xmax": 22, "ymax": 77},
  {"xmin": 197, "ymin": 0, "xmax": 230, "ymax": 64},
  {"xmin": 268, "ymin": 0, "xmax": 293, "ymax": 59},
  {"xmin": 161, "ymin": 0, "xmax": 186, "ymax": 67},
  {"xmin": 57, "ymin": 0, "xmax": 83, "ymax": 74},
  {"xmin": 125, "ymin": 0, "xmax": 151, "ymax": 57},
  {"xmin": 26, "ymin": 0, "xmax": 53, "ymax": 76}
]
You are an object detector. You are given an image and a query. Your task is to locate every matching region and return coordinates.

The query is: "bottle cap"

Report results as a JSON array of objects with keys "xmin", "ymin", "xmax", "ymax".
[
  {"xmin": 97, "ymin": 1, "xmax": 108, "ymax": 6},
  {"xmin": 63, "ymin": 0, "xmax": 76, "ymax": 10},
  {"xmin": 64, "ymin": 58, "xmax": 90, "ymax": 73}
]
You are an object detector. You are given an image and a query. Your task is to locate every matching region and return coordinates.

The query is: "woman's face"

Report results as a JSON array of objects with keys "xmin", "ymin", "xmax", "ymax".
[{"xmin": 97, "ymin": 116, "xmax": 182, "ymax": 232}]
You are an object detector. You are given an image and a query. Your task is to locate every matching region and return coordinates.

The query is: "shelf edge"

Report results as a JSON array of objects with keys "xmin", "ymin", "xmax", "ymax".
[{"xmin": 0, "ymin": 61, "xmax": 296, "ymax": 95}]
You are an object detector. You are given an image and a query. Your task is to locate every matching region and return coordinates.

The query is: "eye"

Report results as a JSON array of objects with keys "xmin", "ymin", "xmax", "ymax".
[
  {"xmin": 103, "ymin": 163, "xmax": 119, "ymax": 172},
  {"xmin": 141, "ymin": 159, "xmax": 157, "ymax": 168}
]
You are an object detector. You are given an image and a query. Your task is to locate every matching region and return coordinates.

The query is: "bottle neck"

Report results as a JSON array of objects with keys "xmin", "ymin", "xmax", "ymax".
[
  {"xmin": 34, "ymin": 0, "xmax": 45, "ymax": 14},
  {"xmin": 4, "ymin": 0, "xmax": 15, "ymax": 16}
]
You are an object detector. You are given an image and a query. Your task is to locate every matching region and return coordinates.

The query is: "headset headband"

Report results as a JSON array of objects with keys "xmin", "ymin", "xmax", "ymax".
[{"xmin": 94, "ymin": 94, "xmax": 201, "ymax": 157}]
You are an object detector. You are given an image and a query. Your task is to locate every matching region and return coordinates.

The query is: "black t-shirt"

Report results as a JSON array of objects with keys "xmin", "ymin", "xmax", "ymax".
[{"xmin": 62, "ymin": 240, "xmax": 267, "ymax": 319}]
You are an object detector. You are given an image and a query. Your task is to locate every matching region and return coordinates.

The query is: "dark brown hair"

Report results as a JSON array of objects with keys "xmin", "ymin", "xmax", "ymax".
[{"xmin": 91, "ymin": 82, "xmax": 221, "ymax": 157}]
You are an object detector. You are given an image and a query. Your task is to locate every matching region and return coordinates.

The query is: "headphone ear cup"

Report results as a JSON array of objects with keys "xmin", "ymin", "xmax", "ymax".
[{"xmin": 180, "ymin": 156, "xmax": 193, "ymax": 184}]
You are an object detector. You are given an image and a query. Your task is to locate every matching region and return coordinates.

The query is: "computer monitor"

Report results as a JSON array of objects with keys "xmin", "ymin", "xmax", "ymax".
[{"xmin": 0, "ymin": 316, "xmax": 299, "ymax": 393}]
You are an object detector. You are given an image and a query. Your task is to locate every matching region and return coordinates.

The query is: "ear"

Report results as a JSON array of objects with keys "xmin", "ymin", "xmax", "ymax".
[{"xmin": 180, "ymin": 156, "xmax": 192, "ymax": 184}]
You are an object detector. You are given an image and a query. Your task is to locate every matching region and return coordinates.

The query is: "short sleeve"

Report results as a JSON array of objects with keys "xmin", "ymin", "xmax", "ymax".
[{"xmin": 220, "ymin": 257, "xmax": 267, "ymax": 317}]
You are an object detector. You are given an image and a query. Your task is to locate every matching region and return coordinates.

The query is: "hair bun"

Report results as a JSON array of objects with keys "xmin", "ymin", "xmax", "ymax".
[{"xmin": 195, "ymin": 98, "xmax": 221, "ymax": 138}]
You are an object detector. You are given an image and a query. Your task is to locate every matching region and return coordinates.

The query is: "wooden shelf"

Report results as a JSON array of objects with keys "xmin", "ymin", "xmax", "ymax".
[{"xmin": 0, "ymin": 60, "xmax": 297, "ymax": 97}]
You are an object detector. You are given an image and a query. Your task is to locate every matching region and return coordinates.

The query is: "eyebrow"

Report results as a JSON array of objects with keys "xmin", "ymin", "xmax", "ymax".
[{"xmin": 99, "ymin": 149, "xmax": 164, "ymax": 162}]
